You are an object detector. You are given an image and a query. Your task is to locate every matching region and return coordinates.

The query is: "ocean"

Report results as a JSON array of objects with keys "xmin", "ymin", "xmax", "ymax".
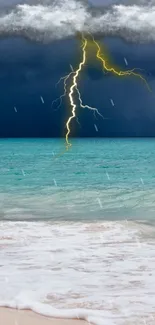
[{"xmin": 0, "ymin": 138, "xmax": 155, "ymax": 324}]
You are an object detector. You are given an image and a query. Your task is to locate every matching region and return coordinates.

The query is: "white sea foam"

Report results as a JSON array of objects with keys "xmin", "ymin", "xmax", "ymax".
[
  {"xmin": 0, "ymin": 0, "xmax": 155, "ymax": 42},
  {"xmin": 1, "ymin": 220, "xmax": 155, "ymax": 324}
]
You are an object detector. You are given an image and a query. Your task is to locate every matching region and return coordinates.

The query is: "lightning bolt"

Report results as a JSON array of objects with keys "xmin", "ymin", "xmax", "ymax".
[
  {"xmin": 51, "ymin": 71, "xmax": 74, "ymax": 111},
  {"xmin": 52, "ymin": 32, "xmax": 150, "ymax": 154},
  {"xmin": 76, "ymin": 86, "xmax": 105, "ymax": 120},
  {"xmin": 91, "ymin": 35, "xmax": 151, "ymax": 92},
  {"xmin": 66, "ymin": 35, "xmax": 108, "ymax": 150},
  {"xmin": 52, "ymin": 37, "xmax": 88, "ymax": 114},
  {"xmin": 65, "ymin": 34, "xmax": 87, "ymax": 150}
]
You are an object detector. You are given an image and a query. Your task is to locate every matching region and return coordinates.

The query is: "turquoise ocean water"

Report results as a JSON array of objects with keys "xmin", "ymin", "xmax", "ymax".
[{"xmin": 0, "ymin": 138, "xmax": 155, "ymax": 221}]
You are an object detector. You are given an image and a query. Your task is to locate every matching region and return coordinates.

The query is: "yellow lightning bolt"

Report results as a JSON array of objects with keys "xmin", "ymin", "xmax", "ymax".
[
  {"xmin": 65, "ymin": 34, "xmax": 151, "ymax": 150},
  {"xmin": 65, "ymin": 34, "xmax": 87, "ymax": 150},
  {"xmin": 91, "ymin": 35, "xmax": 151, "ymax": 92},
  {"xmin": 52, "ymin": 32, "xmax": 151, "ymax": 154}
]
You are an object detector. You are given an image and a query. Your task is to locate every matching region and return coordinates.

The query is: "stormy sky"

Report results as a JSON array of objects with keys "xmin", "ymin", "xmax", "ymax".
[{"xmin": 0, "ymin": 0, "xmax": 155, "ymax": 137}]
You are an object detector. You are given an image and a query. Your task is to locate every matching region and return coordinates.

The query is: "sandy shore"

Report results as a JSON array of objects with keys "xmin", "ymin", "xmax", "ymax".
[{"xmin": 0, "ymin": 307, "xmax": 88, "ymax": 325}]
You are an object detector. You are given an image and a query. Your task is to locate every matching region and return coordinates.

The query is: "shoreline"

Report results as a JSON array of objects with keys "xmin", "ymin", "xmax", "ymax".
[{"xmin": 0, "ymin": 307, "xmax": 88, "ymax": 325}]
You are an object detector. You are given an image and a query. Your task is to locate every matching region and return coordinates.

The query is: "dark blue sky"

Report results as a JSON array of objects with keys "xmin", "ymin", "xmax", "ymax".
[{"xmin": 0, "ymin": 0, "xmax": 155, "ymax": 137}]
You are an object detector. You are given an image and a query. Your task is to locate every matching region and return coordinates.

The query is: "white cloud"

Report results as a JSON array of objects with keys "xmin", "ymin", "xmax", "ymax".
[{"xmin": 0, "ymin": 0, "xmax": 155, "ymax": 42}]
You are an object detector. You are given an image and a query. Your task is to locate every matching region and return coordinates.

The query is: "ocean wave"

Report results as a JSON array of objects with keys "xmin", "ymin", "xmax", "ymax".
[
  {"xmin": 0, "ymin": 220, "xmax": 155, "ymax": 324},
  {"xmin": 0, "ymin": 301, "xmax": 112, "ymax": 325},
  {"xmin": 0, "ymin": 0, "xmax": 155, "ymax": 42},
  {"xmin": 1, "ymin": 187, "xmax": 155, "ymax": 221}
]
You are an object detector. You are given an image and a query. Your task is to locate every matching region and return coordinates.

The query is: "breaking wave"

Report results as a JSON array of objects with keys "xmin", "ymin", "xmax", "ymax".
[{"xmin": 0, "ymin": 0, "xmax": 155, "ymax": 42}]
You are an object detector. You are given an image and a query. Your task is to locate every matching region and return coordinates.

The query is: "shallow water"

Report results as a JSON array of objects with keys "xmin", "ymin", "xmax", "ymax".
[{"xmin": 0, "ymin": 138, "xmax": 155, "ymax": 324}]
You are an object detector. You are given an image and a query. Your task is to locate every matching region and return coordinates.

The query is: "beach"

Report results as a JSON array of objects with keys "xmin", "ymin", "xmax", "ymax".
[{"xmin": 0, "ymin": 308, "xmax": 87, "ymax": 325}]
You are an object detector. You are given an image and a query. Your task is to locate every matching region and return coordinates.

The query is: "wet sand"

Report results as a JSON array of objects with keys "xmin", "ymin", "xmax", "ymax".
[{"xmin": 0, "ymin": 307, "xmax": 88, "ymax": 325}]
